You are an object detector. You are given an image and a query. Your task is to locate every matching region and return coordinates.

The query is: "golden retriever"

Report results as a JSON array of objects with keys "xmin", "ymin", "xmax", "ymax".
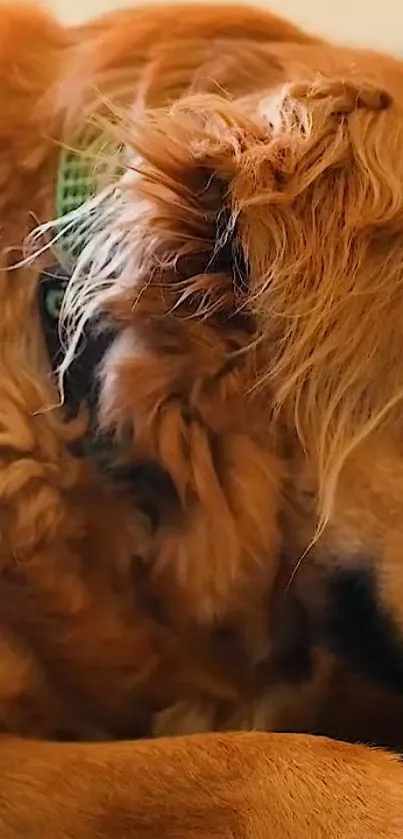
[{"xmin": 2, "ymin": 2, "xmax": 403, "ymax": 835}]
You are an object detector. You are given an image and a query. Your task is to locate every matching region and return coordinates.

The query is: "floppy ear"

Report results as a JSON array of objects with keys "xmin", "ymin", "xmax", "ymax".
[
  {"xmin": 228, "ymin": 77, "xmax": 399, "ymax": 526},
  {"xmin": 67, "ymin": 95, "xmax": 283, "ymax": 628}
]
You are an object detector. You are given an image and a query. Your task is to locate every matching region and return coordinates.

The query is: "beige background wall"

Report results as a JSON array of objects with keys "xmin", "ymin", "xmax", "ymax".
[{"xmin": 49, "ymin": 0, "xmax": 403, "ymax": 55}]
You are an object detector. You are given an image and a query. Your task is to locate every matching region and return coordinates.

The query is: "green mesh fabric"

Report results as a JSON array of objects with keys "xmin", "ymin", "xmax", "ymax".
[{"xmin": 54, "ymin": 129, "xmax": 123, "ymax": 262}]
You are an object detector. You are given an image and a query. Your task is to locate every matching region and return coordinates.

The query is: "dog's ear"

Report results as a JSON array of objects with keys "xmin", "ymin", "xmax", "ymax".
[{"xmin": 227, "ymin": 78, "xmax": 399, "ymax": 526}]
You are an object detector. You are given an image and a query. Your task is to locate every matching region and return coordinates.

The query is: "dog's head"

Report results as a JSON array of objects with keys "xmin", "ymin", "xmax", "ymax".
[{"xmin": 55, "ymin": 43, "xmax": 403, "ymax": 704}]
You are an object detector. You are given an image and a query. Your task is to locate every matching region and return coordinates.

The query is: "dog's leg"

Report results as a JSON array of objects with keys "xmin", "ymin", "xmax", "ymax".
[{"xmin": 0, "ymin": 732, "xmax": 401, "ymax": 838}]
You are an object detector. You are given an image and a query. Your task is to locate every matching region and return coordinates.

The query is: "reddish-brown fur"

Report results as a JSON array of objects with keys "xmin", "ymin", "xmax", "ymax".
[{"xmin": 2, "ymin": 2, "xmax": 403, "ymax": 836}]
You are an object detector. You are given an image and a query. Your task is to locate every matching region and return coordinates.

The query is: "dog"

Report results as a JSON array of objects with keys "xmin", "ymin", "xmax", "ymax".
[{"xmin": 2, "ymin": 2, "xmax": 403, "ymax": 835}]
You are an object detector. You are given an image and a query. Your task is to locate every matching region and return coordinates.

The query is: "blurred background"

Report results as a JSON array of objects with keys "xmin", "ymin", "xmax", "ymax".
[{"xmin": 49, "ymin": 0, "xmax": 403, "ymax": 56}]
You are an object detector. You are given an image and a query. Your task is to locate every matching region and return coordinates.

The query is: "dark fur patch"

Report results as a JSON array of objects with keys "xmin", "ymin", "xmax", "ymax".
[
  {"xmin": 325, "ymin": 568, "xmax": 403, "ymax": 694},
  {"xmin": 114, "ymin": 460, "xmax": 181, "ymax": 531}
]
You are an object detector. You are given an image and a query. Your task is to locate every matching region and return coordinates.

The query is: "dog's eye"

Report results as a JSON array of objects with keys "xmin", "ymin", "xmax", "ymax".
[{"xmin": 45, "ymin": 287, "xmax": 65, "ymax": 321}]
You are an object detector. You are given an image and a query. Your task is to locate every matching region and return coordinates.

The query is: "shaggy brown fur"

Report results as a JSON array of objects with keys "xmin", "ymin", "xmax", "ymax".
[{"xmin": 2, "ymin": 2, "xmax": 403, "ymax": 836}]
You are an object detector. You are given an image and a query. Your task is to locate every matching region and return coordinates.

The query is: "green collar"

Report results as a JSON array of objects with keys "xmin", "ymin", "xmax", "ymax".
[{"xmin": 55, "ymin": 130, "xmax": 123, "ymax": 262}]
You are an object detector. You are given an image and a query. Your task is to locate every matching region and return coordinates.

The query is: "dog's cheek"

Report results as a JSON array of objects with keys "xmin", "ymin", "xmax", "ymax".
[{"xmin": 98, "ymin": 334, "xmax": 283, "ymax": 629}]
